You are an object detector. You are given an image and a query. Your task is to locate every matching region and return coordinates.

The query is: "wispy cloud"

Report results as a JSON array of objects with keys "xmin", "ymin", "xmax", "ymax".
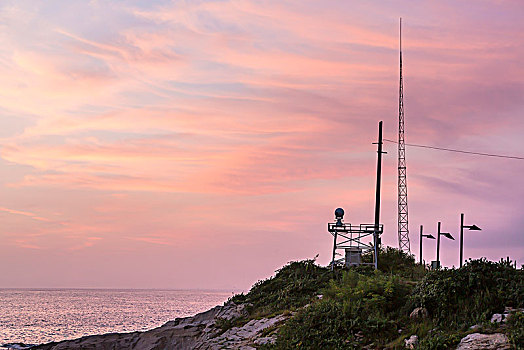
[
  {"xmin": 0, "ymin": 206, "xmax": 52, "ymax": 222},
  {"xmin": 0, "ymin": 0, "xmax": 522, "ymax": 288}
]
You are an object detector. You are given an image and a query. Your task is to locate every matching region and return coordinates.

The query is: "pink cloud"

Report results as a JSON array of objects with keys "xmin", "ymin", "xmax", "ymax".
[
  {"xmin": 0, "ymin": 206, "xmax": 52, "ymax": 222},
  {"xmin": 0, "ymin": 0, "xmax": 522, "ymax": 288}
]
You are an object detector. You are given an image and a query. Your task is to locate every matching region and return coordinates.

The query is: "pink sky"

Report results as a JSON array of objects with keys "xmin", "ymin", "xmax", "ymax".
[{"xmin": 0, "ymin": 0, "xmax": 523, "ymax": 290}]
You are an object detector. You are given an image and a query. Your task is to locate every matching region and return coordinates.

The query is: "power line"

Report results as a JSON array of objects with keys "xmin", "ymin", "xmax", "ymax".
[{"xmin": 383, "ymin": 139, "xmax": 524, "ymax": 160}]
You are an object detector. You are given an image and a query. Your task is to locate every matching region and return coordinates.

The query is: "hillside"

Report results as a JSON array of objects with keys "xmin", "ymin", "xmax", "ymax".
[
  {"xmin": 230, "ymin": 248, "xmax": 523, "ymax": 349},
  {"xmin": 18, "ymin": 247, "xmax": 524, "ymax": 350}
]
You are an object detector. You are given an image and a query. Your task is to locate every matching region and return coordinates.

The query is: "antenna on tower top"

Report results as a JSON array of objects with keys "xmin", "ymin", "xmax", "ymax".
[
  {"xmin": 397, "ymin": 17, "xmax": 411, "ymax": 253},
  {"xmin": 400, "ymin": 18, "xmax": 402, "ymax": 52}
]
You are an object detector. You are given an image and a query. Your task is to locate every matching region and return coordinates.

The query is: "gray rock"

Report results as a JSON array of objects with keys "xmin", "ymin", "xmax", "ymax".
[
  {"xmin": 404, "ymin": 335, "xmax": 418, "ymax": 349},
  {"xmin": 3, "ymin": 344, "xmax": 36, "ymax": 350},
  {"xmin": 469, "ymin": 324, "xmax": 481, "ymax": 331},
  {"xmin": 253, "ymin": 336, "xmax": 276, "ymax": 345},
  {"xmin": 31, "ymin": 302, "xmax": 289, "ymax": 350},
  {"xmin": 503, "ymin": 306, "xmax": 524, "ymax": 314},
  {"xmin": 409, "ymin": 307, "xmax": 429, "ymax": 319},
  {"xmin": 456, "ymin": 333, "xmax": 510, "ymax": 350},
  {"xmin": 490, "ymin": 313, "xmax": 504, "ymax": 323},
  {"xmin": 502, "ymin": 307, "xmax": 524, "ymax": 323},
  {"xmin": 210, "ymin": 314, "xmax": 286, "ymax": 348}
]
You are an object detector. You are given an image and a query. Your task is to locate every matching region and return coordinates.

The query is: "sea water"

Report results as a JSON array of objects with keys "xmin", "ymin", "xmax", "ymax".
[{"xmin": 0, "ymin": 289, "xmax": 232, "ymax": 347}]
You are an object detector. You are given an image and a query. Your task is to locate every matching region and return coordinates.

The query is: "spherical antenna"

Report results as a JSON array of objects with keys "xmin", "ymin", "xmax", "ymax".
[{"xmin": 334, "ymin": 208, "xmax": 344, "ymax": 219}]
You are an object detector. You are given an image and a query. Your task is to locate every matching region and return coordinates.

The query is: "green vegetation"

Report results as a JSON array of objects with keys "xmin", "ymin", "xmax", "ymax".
[
  {"xmin": 410, "ymin": 258, "xmax": 524, "ymax": 327},
  {"xmin": 506, "ymin": 311, "xmax": 524, "ymax": 349},
  {"xmin": 277, "ymin": 270, "xmax": 412, "ymax": 348},
  {"xmin": 231, "ymin": 259, "xmax": 334, "ymax": 317},
  {"xmin": 361, "ymin": 246, "xmax": 426, "ymax": 280},
  {"xmin": 230, "ymin": 248, "xmax": 523, "ymax": 349}
]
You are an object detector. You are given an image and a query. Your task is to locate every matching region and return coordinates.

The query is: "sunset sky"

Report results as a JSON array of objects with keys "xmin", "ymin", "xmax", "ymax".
[{"xmin": 1, "ymin": 0, "xmax": 523, "ymax": 290}]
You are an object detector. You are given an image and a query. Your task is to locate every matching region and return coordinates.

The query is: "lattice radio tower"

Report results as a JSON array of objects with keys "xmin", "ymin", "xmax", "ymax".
[{"xmin": 398, "ymin": 18, "xmax": 411, "ymax": 253}]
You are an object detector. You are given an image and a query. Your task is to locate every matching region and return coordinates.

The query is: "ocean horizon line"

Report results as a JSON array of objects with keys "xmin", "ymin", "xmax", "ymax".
[{"xmin": 0, "ymin": 287, "xmax": 241, "ymax": 293}]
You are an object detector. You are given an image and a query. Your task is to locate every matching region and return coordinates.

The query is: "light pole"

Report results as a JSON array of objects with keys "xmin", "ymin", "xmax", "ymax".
[
  {"xmin": 436, "ymin": 221, "xmax": 454, "ymax": 269},
  {"xmin": 419, "ymin": 225, "xmax": 435, "ymax": 265},
  {"xmin": 460, "ymin": 213, "xmax": 481, "ymax": 268}
]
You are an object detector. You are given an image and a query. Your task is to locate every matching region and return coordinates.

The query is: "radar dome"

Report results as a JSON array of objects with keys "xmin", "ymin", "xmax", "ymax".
[{"xmin": 334, "ymin": 208, "xmax": 345, "ymax": 218}]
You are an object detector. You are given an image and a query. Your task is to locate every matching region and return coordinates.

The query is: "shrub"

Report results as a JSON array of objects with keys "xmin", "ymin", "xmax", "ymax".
[
  {"xmin": 362, "ymin": 246, "xmax": 427, "ymax": 280},
  {"xmin": 275, "ymin": 269, "xmax": 414, "ymax": 348},
  {"xmin": 410, "ymin": 258, "xmax": 524, "ymax": 327},
  {"xmin": 231, "ymin": 259, "xmax": 333, "ymax": 317},
  {"xmin": 276, "ymin": 299, "xmax": 358, "ymax": 349},
  {"xmin": 506, "ymin": 311, "xmax": 524, "ymax": 349}
]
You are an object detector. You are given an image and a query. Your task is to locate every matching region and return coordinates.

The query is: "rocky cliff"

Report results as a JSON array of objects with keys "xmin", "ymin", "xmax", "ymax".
[{"xmin": 30, "ymin": 302, "xmax": 286, "ymax": 350}]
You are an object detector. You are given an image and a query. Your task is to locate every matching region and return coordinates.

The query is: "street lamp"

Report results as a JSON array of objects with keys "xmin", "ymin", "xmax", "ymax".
[
  {"xmin": 436, "ymin": 221, "xmax": 454, "ymax": 269},
  {"xmin": 419, "ymin": 225, "xmax": 435, "ymax": 265},
  {"xmin": 460, "ymin": 213, "xmax": 481, "ymax": 268}
]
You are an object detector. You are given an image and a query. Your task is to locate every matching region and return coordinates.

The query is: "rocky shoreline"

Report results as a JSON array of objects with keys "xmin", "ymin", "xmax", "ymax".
[
  {"xmin": 3, "ymin": 301, "xmax": 286, "ymax": 350},
  {"xmin": 6, "ymin": 304, "xmax": 518, "ymax": 349}
]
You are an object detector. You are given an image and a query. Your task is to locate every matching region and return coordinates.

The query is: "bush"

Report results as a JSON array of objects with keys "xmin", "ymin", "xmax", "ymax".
[
  {"xmin": 276, "ymin": 299, "xmax": 358, "ymax": 349},
  {"xmin": 506, "ymin": 311, "xmax": 524, "ymax": 349},
  {"xmin": 231, "ymin": 259, "xmax": 333, "ymax": 317},
  {"xmin": 362, "ymin": 246, "xmax": 427, "ymax": 280},
  {"xmin": 410, "ymin": 258, "xmax": 524, "ymax": 327},
  {"xmin": 275, "ymin": 269, "xmax": 414, "ymax": 348}
]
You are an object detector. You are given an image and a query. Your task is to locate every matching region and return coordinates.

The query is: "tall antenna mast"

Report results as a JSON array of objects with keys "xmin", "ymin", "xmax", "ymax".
[{"xmin": 398, "ymin": 18, "xmax": 411, "ymax": 253}]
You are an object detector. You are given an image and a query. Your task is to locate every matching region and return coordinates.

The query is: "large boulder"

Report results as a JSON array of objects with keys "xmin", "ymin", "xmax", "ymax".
[{"xmin": 456, "ymin": 333, "xmax": 510, "ymax": 350}]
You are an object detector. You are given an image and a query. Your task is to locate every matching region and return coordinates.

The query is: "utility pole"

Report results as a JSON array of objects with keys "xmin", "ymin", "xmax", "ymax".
[{"xmin": 374, "ymin": 121, "xmax": 385, "ymax": 269}]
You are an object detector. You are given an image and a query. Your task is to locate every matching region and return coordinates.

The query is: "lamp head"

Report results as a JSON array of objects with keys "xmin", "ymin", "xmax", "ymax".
[
  {"xmin": 425, "ymin": 234, "xmax": 436, "ymax": 239},
  {"xmin": 442, "ymin": 232, "xmax": 455, "ymax": 240},
  {"xmin": 467, "ymin": 224, "xmax": 481, "ymax": 231}
]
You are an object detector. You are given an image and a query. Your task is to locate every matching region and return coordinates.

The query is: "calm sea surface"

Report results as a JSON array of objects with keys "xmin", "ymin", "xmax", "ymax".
[{"xmin": 0, "ymin": 289, "xmax": 232, "ymax": 347}]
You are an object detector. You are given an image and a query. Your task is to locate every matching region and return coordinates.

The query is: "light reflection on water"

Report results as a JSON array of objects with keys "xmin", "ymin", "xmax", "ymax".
[{"xmin": 0, "ymin": 289, "xmax": 232, "ymax": 346}]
